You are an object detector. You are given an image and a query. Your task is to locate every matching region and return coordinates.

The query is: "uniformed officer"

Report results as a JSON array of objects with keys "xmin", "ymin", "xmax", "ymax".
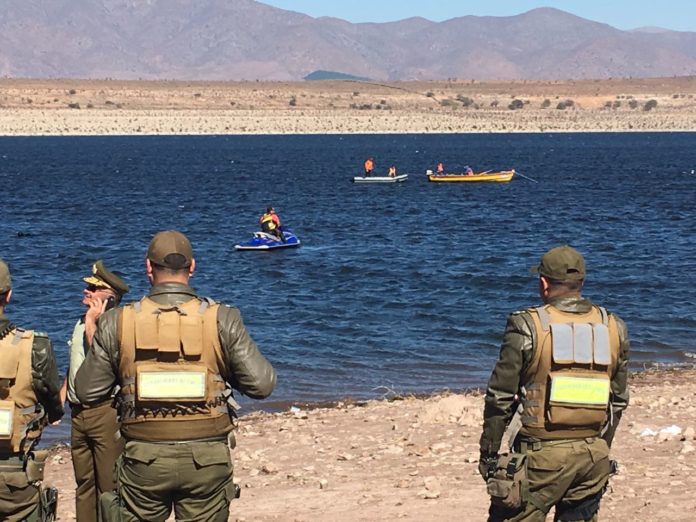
[
  {"xmin": 0, "ymin": 259, "xmax": 64, "ymax": 521},
  {"xmin": 75, "ymin": 231, "xmax": 276, "ymax": 521},
  {"xmin": 479, "ymin": 246, "xmax": 630, "ymax": 522},
  {"xmin": 61, "ymin": 261, "xmax": 129, "ymax": 521}
]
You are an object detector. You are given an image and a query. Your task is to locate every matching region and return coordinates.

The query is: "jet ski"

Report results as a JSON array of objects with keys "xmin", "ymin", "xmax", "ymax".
[{"xmin": 234, "ymin": 228, "xmax": 300, "ymax": 251}]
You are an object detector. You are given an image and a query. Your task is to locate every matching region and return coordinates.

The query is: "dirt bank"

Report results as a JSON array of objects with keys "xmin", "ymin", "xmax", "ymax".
[{"xmin": 44, "ymin": 367, "xmax": 696, "ymax": 521}]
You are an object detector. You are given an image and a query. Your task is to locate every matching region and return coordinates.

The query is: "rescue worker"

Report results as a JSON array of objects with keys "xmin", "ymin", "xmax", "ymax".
[
  {"xmin": 364, "ymin": 157, "xmax": 374, "ymax": 177},
  {"xmin": 0, "ymin": 259, "xmax": 63, "ymax": 521},
  {"xmin": 259, "ymin": 206, "xmax": 284, "ymax": 241},
  {"xmin": 75, "ymin": 231, "xmax": 276, "ymax": 522},
  {"xmin": 388, "ymin": 165, "xmax": 397, "ymax": 178},
  {"xmin": 479, "ymin": 246, "xmax": 630, "ymax": 522},
  {"xmin": 60, "ymin": 261, "xmax": 129, "ymax": 521}
]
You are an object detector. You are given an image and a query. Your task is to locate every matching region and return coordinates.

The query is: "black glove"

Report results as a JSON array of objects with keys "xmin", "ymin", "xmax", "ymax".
[{"xmin": 478, "ymin": 453, "xmax": 499, "ymax": 481}]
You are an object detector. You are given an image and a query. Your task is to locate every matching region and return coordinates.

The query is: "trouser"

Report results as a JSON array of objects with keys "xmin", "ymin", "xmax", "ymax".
[
  {"xmin": 101, "ymin": 439, "xmax": 235, "ymax": 522},
  {"xmin": 488, "ymin": 437, "xmax": 611, "ymax": 522},
  {"xmin": 71, "ymin": 400, "xmax": 123, "ymax": 522},
  {"xmin": 0, "ymin": 452, "xmax": 53, "ymax": 522}
]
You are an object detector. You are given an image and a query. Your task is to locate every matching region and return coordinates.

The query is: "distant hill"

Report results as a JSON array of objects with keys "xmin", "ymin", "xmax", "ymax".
[
  {"xmin": 304, "ymin": 70, "xmax": 370, "ymax": 81},
  {"xmin": 1, "ymin": 1, "xmax": 695, "ymax": 81}
]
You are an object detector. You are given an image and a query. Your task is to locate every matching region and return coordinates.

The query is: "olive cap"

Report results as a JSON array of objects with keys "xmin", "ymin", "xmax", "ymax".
[
  {"xmin": 530, "ymin": 245, "xmax": 586, "ymax": 281},
  {"xmin": 83, "ymin": 260, "xmax": 129, "ymax": 296},
  {"xmin": 147, "ymin": 230, "xmax": 193, "ymax": 269},
  {"xmin": 0, "ymin": 259, "xmax": 11, "ymax": 293}
]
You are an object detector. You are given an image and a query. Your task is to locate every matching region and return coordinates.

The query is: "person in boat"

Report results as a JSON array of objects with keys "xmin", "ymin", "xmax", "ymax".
[
  {"xmin": 388, "ymin": 165, "xmax": 397, "ymax": 178},
  {"xmin": 464, "ymin": 166, "xmax": 474, "ymax": 176},
  {"xmin": 436, "ymin": 162, "xmax": 445, "ymax": 175},
  {"xmin": 364, "ymin": 158, "xmax": 374, "ymax": 177},
  {"xmin": 259, "ymin": 206, "xmax": 285, "ymax": 242}
]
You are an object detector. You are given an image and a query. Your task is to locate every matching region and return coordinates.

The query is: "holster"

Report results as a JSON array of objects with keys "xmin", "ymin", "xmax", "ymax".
[
  {"xmin": 40, "ymin": 485, "xmax": 58, "ymax": 522},
  {"xmin": 486, "ymin": 453, "xmax": 528, "ymax": 509}
]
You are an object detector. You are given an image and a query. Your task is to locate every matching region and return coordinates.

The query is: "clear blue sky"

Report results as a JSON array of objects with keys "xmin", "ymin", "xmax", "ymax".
[{"xmin": 262, "ymin": 1, "xmax": 696, "ymax": 32}]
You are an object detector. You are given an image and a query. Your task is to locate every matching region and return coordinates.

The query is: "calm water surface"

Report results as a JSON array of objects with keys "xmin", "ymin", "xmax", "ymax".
[{"xmin": 1, "ymin": 133, "xmax": 695, "ymax": 443}]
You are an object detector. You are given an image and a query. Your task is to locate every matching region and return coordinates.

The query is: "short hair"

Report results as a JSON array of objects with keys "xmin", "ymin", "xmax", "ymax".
[
  {"xmin": 0, "ymin": 290, "xmax": 9, "ymax": 305},
  {"xmin": 151, "ymin": 263, "xmax": 189, "ymax": 277},
  {"xmin": 547, "ymin": 278, "xmax": 583, "ymax": 292}
]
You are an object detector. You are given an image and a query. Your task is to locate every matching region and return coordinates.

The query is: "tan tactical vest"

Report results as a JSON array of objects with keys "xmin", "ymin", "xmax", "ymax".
[
  {"xmin": 0, "ymin": 328, "xmax": 46, "ymax": 455},
  {"xmin": 520, "ymin": 304, "xmax": 620, "ymax": 440},
  {"xmin": 118, "ymin": 297, "xmax": 233, "ymax": 442}
]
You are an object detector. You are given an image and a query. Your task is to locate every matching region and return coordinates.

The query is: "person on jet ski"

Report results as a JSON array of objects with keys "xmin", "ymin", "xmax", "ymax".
[{"xmin": 259, "ymin": 206, "xmax": 285, "ymax": 242}]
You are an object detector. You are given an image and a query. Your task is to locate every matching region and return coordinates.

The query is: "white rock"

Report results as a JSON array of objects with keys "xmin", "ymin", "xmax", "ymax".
[
  {"xmin": 319, "ymin": 479, "xmax": 329, "ymax": 489},
  {"xmin": 640, "ymin": 428, "xmax": 657, "ymax": 437}
]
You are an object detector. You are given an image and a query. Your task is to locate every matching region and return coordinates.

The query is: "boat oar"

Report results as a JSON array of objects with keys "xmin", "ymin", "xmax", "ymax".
[{"xmin": 516, "ymin": 171, "xmax": 538, "ymax": 183}]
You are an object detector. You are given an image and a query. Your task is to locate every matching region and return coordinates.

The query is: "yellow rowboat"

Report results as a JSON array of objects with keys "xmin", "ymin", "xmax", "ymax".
[{"xmin": 427, "ymin": 169, "xmax": 515, "ymax": 183}]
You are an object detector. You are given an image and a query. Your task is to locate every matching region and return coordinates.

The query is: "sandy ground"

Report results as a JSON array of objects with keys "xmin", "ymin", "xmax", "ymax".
[
  {"xmin": 43, "ymin": 367, "xmax": 696, "ymax": 521},
  {"xmin": 1, "ymin": 77, "xmax": 695, "ymax": 135}
]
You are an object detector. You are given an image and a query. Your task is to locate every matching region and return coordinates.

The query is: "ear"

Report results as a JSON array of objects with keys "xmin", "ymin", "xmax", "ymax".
[
  {"xmin": 145, "ymin": 258, "xmax": 154, "ymax": 284},
  {"xmin": 539, "ymin": 276, "xmax": 550, "ymax": 301},
  {"xmin": 4, "ymin": 289, "xmax": 12, "ymax": 306},
  {"xmin": 189, "ymin": 258, "xmax": 196, "ymax": 278}
]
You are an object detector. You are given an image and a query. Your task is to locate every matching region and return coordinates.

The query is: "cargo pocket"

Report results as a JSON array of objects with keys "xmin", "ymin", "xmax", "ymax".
[
  {"xmin": 525, "ymin": 450, "xmax": 565, "ymax": 506},
  {"xmin": 191, "ymin": 442, "xmax": 231, "ymax": 469},
  {"xmin": 123, "ymin": 441, "xmax": 158, "ymax": 465}
]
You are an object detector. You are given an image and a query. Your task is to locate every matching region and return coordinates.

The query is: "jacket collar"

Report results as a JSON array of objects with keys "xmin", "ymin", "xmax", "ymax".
[
  {"xmin": 146, "ymin": 282, "xmax": 198, "ymax": 306},
  {"xmin": 546, "ymin": 295, "xmax": 594, "ymax": 313}
]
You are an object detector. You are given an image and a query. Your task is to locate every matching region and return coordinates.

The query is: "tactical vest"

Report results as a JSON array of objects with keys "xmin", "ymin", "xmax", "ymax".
[
  {"xmin": 118, "ymin": 297, "xmax": 232, "ymax": 442},
  {"xmin": 0, "ymin": 328, "xmax": 45, "ymax": 455},
  {"xmin": 520, "ymin": 304, "xmax": 620, "ymax": 440}
]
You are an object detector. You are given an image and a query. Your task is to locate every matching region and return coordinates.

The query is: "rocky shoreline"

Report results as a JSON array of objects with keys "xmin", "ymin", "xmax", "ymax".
[
  {"xmin": 1, "ymin": 77, "xmax": 695, "ymax": 135},
  {"xmin": 44, "ymin": 367, "xmax": 696, "ymax": 521}
]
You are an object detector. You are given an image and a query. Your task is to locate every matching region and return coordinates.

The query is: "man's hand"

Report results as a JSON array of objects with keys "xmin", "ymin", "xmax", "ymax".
[{"xmin": 478, "ymin": 453, "xmax": 499, "ymax": 481}]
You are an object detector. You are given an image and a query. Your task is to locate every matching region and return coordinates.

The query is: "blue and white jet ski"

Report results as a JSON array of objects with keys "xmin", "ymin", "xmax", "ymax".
[{"xmin": 234, "ymin": 228, "xmax": 301, "ymax": 251}]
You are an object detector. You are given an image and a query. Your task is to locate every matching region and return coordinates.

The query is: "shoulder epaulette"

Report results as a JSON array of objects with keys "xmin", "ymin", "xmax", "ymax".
[{"xmin": 34, "ymin": 331, "xmax": 48, "ymax": 338}]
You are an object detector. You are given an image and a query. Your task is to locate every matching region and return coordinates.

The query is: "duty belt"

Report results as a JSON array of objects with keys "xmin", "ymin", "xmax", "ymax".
[
  {"xmin": 517, "ymin": 437, "xmax": 599, "ymax": 453},
  {"xmin": 0, "ymin": 454, "xmax": 25, "ymax": 472}
]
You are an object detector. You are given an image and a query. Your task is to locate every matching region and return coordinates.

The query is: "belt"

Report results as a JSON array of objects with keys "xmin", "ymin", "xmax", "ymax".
[
  {"xmin": 125, "ymin": 435, "xmax": 228, "ymax": 445},
  {"xmin": 69, "ymin": 399, "xmax": 113, "ymax": 414},
  {"xmin": 517, "ymin": 437, "xmax": 598, "ymax": 453},
  {"xmin": 0, "ymin": 454, "xmax": 25, "ymax": 472}
]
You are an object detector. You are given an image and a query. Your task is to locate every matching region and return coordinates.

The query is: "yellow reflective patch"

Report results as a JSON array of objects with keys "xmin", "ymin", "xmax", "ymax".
[
  {"xmin": 138, "ymin": 371, "xmax": 206, "ymax": 400},
  {"xmin": 549, "ymin": 375, "xmax": 610, "ymax": 405},
  {"xmin": 0, "ymin": 405, "xmax": 13, "ymax": 436}
]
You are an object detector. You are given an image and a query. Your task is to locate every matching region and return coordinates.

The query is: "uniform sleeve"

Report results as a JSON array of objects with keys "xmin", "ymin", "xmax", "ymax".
[
  {"xmin": 31, "ymin": 334, "xmax": 65, "ymax": 423},
  {"xmin": 603, "ymin": 314, "xmax": 630, "ymax": 447},
  {"xmin": 479, "ymin": 313, "xmax": 533, "ymax": 456},
  {"xmin": 217, "ymin": 305, "xmax": 276, "ymax": 399},
  {"xmin": 74, "ymin": 308, "xmax": 120, "ymax": 405}
]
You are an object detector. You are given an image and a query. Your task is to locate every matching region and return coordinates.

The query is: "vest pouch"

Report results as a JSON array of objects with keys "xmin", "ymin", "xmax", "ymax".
[
  {"xmin": 157, "ymin": 311, "xmax": 181, "ymax": 354},
  {"xmin": 25, "ymin": 450, "xmax": 48, "ymax": 482},
  {"xmin": 180, "ymin": 313, "xmax": 203, "ymax": 357},
  {"xmin": 486, "ymin": 453, "xmax": 527, "ymax": 509},
  {"xmin": 135, "ymin": 308, "xmax": 160, "ymax": 349},
  {"xmin": 136, "ymin": 362, "xmax": 208, "ymax": 402},
  {"xmin": 547, "ymin": 371, "xmax": 609, "ymax": 427},
  {"xmin": 0, "ymin": 400, "xmax": 15, "ymax": 440}
]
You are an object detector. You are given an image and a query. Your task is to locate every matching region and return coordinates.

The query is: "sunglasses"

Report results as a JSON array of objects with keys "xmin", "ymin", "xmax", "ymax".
[{"xmin": 86, "ymin": 285, "xmax": 110, "ymax": 293}]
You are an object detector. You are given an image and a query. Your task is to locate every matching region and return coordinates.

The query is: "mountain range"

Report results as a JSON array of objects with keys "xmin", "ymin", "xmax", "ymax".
[{"xmin": 2, "ymin": 0, "xmax": 696, "ymax": 81}]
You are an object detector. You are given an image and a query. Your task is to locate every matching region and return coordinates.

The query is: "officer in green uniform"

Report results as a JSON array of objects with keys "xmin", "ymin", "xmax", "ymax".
[
  {"xmin": 479, "ymin": 246, "xmax": 630, "ymax": 522},
  {"xmin": 75, "ymin": 231, "xmax": 276, "ymax": 522},
  {"xmin": 0, "ymin": 259, "xmax": 64, "ymax": 521},
  {"xmin": 61, "ymin": 261, "xmax": 129, "ymax": 521}
]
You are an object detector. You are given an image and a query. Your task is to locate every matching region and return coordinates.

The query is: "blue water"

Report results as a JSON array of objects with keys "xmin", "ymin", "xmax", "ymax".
[{"xmin": 1, "ymin": 133, "xmax": 695, "ymax": 444}]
